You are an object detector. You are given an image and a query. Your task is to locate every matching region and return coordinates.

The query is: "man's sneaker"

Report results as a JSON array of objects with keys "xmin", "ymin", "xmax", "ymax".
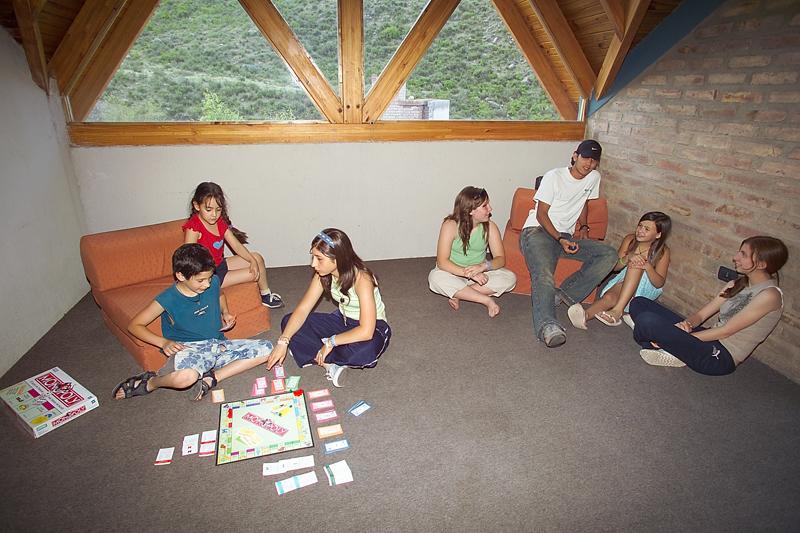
[
  {"xmin": 622, "ymin": 314, "xmax": 635, "ymax": 330},
  {"xmin": 640, "ymin": 348, "xmax": 686, "ymax": 367},
  {"xmin": 261, "ymin": 292, "xmax": 285, "ymax": 308},
  {"xmin": 325, "ymin": 364, "xmax": 345, "ymax": 388},
  {"xmin": 542, "ymin": 323, "xmax": 567, "ymax": 348}
]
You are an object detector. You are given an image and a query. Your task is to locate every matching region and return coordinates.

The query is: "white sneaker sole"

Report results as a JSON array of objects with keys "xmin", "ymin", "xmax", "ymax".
[
  {"xmin": 567, "ymin": 304, "xmax": 587, "ymax": 330},
  {"xmin": 640, "ymin": 349, "xmax": 686, "ymax": 367}
]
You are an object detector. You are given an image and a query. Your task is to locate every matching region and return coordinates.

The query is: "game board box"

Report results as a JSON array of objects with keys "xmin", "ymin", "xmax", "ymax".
[{"xmin": 0, "ymin": 367, "xmax": 99, "ymax": 438}]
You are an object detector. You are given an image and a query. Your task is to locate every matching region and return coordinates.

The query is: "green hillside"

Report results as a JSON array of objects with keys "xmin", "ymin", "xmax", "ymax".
[{"xmin": 91, "ymin": 0, "xmax": 558, "ymax": 121}]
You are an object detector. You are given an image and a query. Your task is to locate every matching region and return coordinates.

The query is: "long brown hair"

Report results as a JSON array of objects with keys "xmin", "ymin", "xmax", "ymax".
[
  {"xmin": 445, "ymin": 186, "xmax": 489, "ymax": 254},
  {"xmin": 189, "ymin": 182, "xmax": 248, "ymax": 243},
  {"xmin": 722, "ymin": 236, "xmax": 788, "ymax": 298},
  {"xmin": 625, "ymin": 211, "xmax": 671, "ymax": 263},
  {"xmin": 311, "ymin": 228, "xmax": 377, "ymax": 304}
]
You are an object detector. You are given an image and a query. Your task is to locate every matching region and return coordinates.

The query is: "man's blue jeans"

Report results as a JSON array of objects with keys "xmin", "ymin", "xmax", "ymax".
[{"xmin": 520, "ymin": 226, "xmax": 617, "ymax": 340}]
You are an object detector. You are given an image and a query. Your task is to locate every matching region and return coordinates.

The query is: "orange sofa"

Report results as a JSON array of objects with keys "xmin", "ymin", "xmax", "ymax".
[
  {"xmin": 80, "ymin": 220, "xmax": 270, "ymax": 371},
  {"xmin": 502, "ymin": 187, "xmax": 609, "ymax": 297}
]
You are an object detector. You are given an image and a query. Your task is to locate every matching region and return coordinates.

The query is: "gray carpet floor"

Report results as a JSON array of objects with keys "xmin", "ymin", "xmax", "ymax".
[{"xmin": 1, "ymin": 257, "xmax": 799, "ymax": 532}]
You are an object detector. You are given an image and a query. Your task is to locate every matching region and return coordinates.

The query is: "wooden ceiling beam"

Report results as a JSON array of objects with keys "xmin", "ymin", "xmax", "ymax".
[
  {"xmin": 595, "ymin": 0, "xmax": 652, "ymax": 98},
  {"xmin": 338, "ymin": 0, "xmax": 364, "ymax": 124},
  {"xmin": 12, "ymin": 0, "xmax": 48, "ymax": 92},
  {"xmin": 68, "ymin": 0, "xmax": 158, "ymax": 121},
  {"xmin": 49, "ymin": 0, "xmax": 127, "ymax": 95},
  {"xmin": 362, "ymin": 0, "xmax": 459, "ymax": 123},
  {"xmin": 527, "ymin": 0, "xmax": 595, "ymax": 98},
  {"xmin": 31, "ymin": 0, "xmax": 47, "ymax": 19},
  {"xmin": 599, "ymin": 0, "xmax": 625, "ymax": 40},
  {"xmin": 240, "ymin": 0, "xmax": 343, "ymax": 123},
  {"xmin": 492, "ymin": 0, "xmax": 577, "ymax": 120}
]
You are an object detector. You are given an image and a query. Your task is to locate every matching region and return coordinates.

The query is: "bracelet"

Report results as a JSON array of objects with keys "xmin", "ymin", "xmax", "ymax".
[
  {"xmin": 321, "ymin": 336, "xmax": 337, "ymax": 348},
  {"xmin": 277, "ymin": 336, "xmax": 290, "ymax": 346},
  {"xmin": 330, "ymin": 335, "xmax": 337, "ymax": 347},
  {"xmin": 485, "ymin": 259, "xmax": 492, "ymax": 271}
]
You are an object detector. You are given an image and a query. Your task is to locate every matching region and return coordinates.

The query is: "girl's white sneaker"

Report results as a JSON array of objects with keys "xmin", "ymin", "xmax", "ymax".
[{"xmin": 640, "ymin": 349, "xmax": 686, "ymax": 367}]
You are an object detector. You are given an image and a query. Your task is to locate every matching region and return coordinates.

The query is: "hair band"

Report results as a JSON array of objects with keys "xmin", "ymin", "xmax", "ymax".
[{"xmin": 317, "ymin": 232, "xmax": 335, "ymax": 248}]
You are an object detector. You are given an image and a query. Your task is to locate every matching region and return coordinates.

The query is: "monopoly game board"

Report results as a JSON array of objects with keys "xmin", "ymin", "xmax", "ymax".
[{"xmin": 216, "ymin": 390, "xmax": 313, "ymax": 465}]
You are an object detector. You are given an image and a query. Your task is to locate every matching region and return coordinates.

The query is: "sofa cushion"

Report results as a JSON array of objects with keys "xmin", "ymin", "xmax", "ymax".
[{"xmin": 95, "ymin": 278, "xmax": 174, "ymax": 346}]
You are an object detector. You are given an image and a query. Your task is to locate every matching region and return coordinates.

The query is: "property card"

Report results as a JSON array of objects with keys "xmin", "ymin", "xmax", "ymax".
[
  {"xmin": 211, "ymin": 389, "xmax": 225, "ymax": 403},
  {"xmin": 348, "ymin": 400, "xmax": 371, "ymax": 417},
  {"xmin": 317, "ymin": 423, "xmax": 343, "ymax": 439},
  {"xmin": 262, "ymin": 454, "xmax": 316, "ymax": 476},
  {"xmin": 314, "ymin": 409, "xmax": 338, "ymax": 423},
  {"xmin": 324, "ymin": 460, "xmax": 354, "ymax": 486},
  {"xmin": 285, "ymin": 376, "xmax": 301, "ymax": 391},
  {"xmin": 323, "ymin": 438, "xmax": 350, "ymax": 455},
  {"xmin": 311, "ymin": 399, "xmax": 334, "ymax": 412},
  {"xmin": 154, "ymin": 447, "xmax": 175, "ymax": 466},
  {"xmin": 270, "ymin": 379, "xmax": 286, "ymax": 394},
  {"xmin": 251, "ymin": 382, "xmax": 266, "ymax": 397},
  {"xmin": 181, "ymin": 433, "xmax": 199, "ymax": 456},
  {"xmin": 273, "ymin": 365, "xmax": 286, "ymax": 379},
  {"xmin": 306, "ymin": 388, "xmax": 330, "ymax": 400},
  {"xmin": 275, "ymin": 471, "xmax": 318, "ymax": 495},
  {"xmin": 199, "ymin": 430, "xmax": 216, "ymax": 457},
  {"xmin": 255, "ymin": 376, "xmax": 268, "ymax": 389}
]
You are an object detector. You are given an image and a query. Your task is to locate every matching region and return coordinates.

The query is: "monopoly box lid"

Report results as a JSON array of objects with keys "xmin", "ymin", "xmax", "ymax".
[{"xmin": 1, "ymin": 367, "xmax": 99, "ymax": 438}]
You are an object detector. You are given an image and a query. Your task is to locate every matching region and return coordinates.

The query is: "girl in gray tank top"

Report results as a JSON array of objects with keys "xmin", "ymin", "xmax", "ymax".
[{"xmin": 629, "ymin": 236, "xmax": 788, "ymax": 375}]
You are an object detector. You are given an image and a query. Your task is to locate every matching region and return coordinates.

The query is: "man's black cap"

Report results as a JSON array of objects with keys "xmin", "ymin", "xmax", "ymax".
[{"xmin": 575, "ymin": 139, "xmax": 602, "ymax": 161}]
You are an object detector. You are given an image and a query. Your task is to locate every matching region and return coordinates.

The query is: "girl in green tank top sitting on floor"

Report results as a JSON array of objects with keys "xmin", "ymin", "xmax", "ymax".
[{"xmin": 429, "ymin": 186, "xmax": 516, "ymax": 317}]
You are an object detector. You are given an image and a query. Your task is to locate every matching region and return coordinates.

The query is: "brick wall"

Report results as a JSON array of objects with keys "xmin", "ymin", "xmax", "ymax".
[{"xmin": 586, "ymin": 0, "xmax": 800, "ymax": 381}]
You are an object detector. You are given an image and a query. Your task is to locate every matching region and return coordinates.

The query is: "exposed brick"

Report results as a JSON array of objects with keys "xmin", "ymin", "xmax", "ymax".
[
  {"xmin": 714, "ymin": 204, "xmax": 753, "ymax": 219},
  {"xmin": 626, "ymin": 88, "xmax": 651, "ymax": 98},
  {"xmin": 747, "ymin": 109, "xmax": 787, "ymax": 122},
  {"xmin": 761, "ymin": 34, "xmax": 800, "ymax": 49},
  {"xmin": 641, "ymin": 74, "xmax": 668, "ymax": 85},
  {"xmin": 665, "ymin": 104, "xmax": 697, "ymax": 116},
  {"xmin": 689, "ymin": 58, "xmax": 725, "ymax": 70},
  {"xmin": 736, "ymin": 15, "xmax": 785, "ymax": 32},
  {"xmin": 760, "ymin": 126, "xmax": 800, "ymax": 142},
  {"xmin": 712, "ymin": 154, "xmax": 753, "ymax": 170},
  {"xmin": 609, "ymin": 123, "xmax": 632, "ymax": 136},
  {"xmin": 687, "ymin": 166, "xmax": 724, "ymax": 181},
  {"xmin": 758, "ymin": 160, "xmax": 800, "ymax": 176},
  {"xmin": 720, "ymin": 0, "xmax": 759, "ymax": 17},
  {"xmin": 718, "ymin": 91, "xmax": 763, "ymax": 103},
  {"xmin": 658, "ymin": 59, "xmax": 687, "ymax": 71},
  {"xmin": 656, "ymin": 159, "xmax": 687, "ymax": 173},
  {"xmin": 729, "ymin": 55, "xmax": 772, "ymax": 68},
  {"xmin": 684, "ymin": 89, "xmax": 717, "ymax": 101},
  {"xmin": 654, "ymin": 88, "xmax": 683, "ymax": 98},
  {"xmin": 790, "ymin": 147, "xmax": 800, "ymax": 160},
  {"xmin": 651, "ymin": 116, "xmax": 678, "ymax": 129},
  {"xmin": 697, "ymin": 22, "xmax": 735, "ymax": 38},
  {"xmin": 636, "ymin": 102, "xmax": 663, "ymax": 113},
  {"xmin": 666, "ymin": 204, "xmax": 692, "ymax": 217},
  {"xmin": 708, "ymin": 72, "xmax": 748, "ymax": 84},
  {"xmin": 674, "ymin": 74, "xmax": 705, "ymax": 85},
  {"xmin": 793, "ymin": 13, "xmax": 800, "ymax": 25},
  {"xmin": 732, "ymin": 141, "xmax": 783, "ymax": 157},
  {"xmin": 752, "ymin": 71, "xmax": 799, "ymax": 84},
  {"xmin": 715, "ymin": 122, "xmax": 757, "ymax": 136},
  {"xmin": 695, "ymin": 134, "xmax": 731, "ymax": 150},
  {"xmin": 676, "ymin": 146, "xmax": 713, "ymax": 163},
  {"xmin": 679, "ymin": 120, "xmax": 715, "ymax": 133},
  {"xmin": 622, "ymin": 112, "xmax": 650, "ymax": 125},
  {"xmin": 768, "ymin": 91, "xmax": 800, "ymax": 103},
  {"xmin": 775, "ymin": 52, "xmax": 800, "ymax": 65},
  {"xmin": 599, "ymin": 111, "xmax": 623, "ymax": 122},
  {"xmin": 700, "ymin": 107, "xmax": 738, "ymax": 120}
]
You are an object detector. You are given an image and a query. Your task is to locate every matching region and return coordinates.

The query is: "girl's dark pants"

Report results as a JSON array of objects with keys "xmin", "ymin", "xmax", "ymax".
[
  {"xmin": 629, "ymin": 297, "xmax": 736, "ymax": 376},
  {"xmin": 281, "ymin": 310, "xmax": 391, "ymax": 368}
]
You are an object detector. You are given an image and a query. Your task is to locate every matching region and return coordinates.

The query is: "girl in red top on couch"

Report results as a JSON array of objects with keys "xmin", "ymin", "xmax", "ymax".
[{"xmin": 183, "ymin": 181, "xmax": 284, "ymax": 308}]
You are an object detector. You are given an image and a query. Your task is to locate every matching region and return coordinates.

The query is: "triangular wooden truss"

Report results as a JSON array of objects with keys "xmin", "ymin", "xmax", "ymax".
[{"xmin": 13, "ymin": 0, "xmax": 653, "ymax": 124}]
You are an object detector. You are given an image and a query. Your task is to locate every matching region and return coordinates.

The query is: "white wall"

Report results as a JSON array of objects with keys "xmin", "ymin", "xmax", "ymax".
[
  {"xmin": 71, "ymin": 140, "xmax": 577, "ymax": 266},
  {"xmin": 0, "ymin": 31, "xmax": 88, "ymax": 377}
]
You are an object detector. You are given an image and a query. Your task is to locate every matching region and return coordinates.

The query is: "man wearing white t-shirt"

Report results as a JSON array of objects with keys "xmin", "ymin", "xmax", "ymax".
[{"xmin": 520, "ymin": 140, "xmax": 617, "ymax": 347}]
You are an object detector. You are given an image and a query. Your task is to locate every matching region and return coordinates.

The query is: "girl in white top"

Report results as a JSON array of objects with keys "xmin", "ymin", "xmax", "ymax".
[
  {"xmin": 266, "ymin": 228, "xmax": 391, "ymax": 388},
  {"xmin": 630, "ymin": 236, "xmax": 787, "ymax": 374}
]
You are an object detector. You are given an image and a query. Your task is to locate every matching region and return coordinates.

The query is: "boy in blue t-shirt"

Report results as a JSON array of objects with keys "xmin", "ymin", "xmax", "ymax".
[{"xmin": 113, "ymin": 243, "xmax": 272, "ymax": 401}]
